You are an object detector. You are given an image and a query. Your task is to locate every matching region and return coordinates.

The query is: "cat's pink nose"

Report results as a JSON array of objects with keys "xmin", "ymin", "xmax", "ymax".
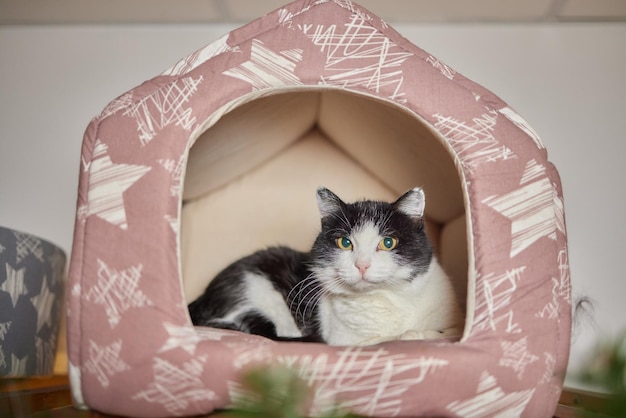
[{"xmin": 356, "ymin": 261, "xmax": 370, "ymax": 275}]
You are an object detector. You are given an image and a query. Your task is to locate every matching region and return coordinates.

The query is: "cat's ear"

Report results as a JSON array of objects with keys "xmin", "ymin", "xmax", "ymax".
[
  {"xmin": 316, "ymin": 187, "xmax": 344, "ymax": 218},
  {"xmin": 393, "ymin": 187, "xmax": 426, "ymax": 218}
]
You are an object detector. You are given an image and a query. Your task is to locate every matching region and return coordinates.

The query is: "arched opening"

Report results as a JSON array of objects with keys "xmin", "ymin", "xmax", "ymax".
[{"xmin": 181, "ymin": 89, "xmax": 468, "ymax": 316}]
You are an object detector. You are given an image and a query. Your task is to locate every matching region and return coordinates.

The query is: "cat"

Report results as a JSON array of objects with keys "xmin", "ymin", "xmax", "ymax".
[{"xmin": 188, "ymin": 187, "xmax": 464, "ymax": 346}]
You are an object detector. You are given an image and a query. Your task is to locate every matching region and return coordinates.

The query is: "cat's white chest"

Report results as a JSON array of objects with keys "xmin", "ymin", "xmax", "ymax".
[
  {"xmin": 317, "ymin": 261, "xmax": 463, "ymax": 346},
  {"xmin": 319, "ymin": 289, "xmax": 415, "ymax": 346}
]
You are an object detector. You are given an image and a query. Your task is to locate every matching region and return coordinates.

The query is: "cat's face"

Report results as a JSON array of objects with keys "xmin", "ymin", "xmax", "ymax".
[{"xmin": 311, "ymin": 188, "xmax": 433, "ymax": 295}]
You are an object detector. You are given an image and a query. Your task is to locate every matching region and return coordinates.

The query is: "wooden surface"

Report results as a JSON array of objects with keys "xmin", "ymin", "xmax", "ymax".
[
  {"xmin": 1, "ymin": 375, "xmax": 233, "ymax": 417},
  {"xmin": 0, "ymin": 375, "xmax": 611, "ymax": 418}
]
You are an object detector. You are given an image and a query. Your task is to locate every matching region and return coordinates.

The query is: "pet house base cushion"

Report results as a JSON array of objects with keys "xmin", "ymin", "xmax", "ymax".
[{"xmin": 67, "ymin": 1, "xmax": 571, "ymax": 416}]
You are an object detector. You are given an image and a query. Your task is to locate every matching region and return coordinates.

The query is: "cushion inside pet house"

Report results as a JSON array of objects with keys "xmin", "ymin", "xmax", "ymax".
[{"xmin": 67, "ymin": 0, "xmax": 571, "ymax": 416}]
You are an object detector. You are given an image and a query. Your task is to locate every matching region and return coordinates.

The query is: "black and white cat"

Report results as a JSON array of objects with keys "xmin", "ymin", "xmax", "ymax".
[{"xmin": 188, "ymin": 187, "xmax": 463, "ymax": 346}]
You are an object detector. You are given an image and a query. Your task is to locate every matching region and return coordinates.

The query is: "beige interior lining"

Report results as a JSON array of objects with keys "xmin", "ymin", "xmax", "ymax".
[{"xmin": 181, "ymin": 90, "xmax": 468, "ymax": 312}]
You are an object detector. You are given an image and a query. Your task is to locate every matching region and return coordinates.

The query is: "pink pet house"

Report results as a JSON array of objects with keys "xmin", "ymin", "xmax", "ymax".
[{"xmin": 67, "ymin": 1, "xmax": 571, "ymax": 416}]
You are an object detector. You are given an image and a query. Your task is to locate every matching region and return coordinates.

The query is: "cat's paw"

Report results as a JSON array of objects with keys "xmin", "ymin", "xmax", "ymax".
[
  {"xmin": 399, "ymin": 329, "xmax": 444, "ymax": 340},
  {"xmin": 399, "ymin": 330, "xmax": 423, "ymax": 340}
]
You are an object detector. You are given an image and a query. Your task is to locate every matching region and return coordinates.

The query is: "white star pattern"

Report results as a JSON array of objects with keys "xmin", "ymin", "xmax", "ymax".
[
  {"xmin": 30, "ymin": 275, "xmax": 55, "ymax": 332},
  {"xmin": 71, "ymin": 283, "xmax": 81, "ymax": 297},
  {"xmin": 536, "ymin": 249, "xmax": 571, "ymax": 320},
  {"xmin": 278, "ymin": 0, "xmax": 370, "ymax": 30},
  {"xmin": 299, "ymin": 14, "xmax": 411, "ymax": 103},
  {"xmin": 159, "ymin": 323, "xmax": 204, "ymax": 355},
  {"xmin": 99, "ymin": 91, "xmax": 134, "ymax": 121},
  {"xmin": 86, "ymin": 140, "xmax": 151, "ymax": 230},
  {"xmin": 133, "ymin": 357, "xmax": 217, "ymax": 415},
  {"xmin": 472, "ymin": 267, "xmax": 525, "ymax": 335},
  {"xmin": 223, "ymin": 39, "xmax": 303, "ymax": 90},
  {"xmin": 426, "ymin": 55, "xmax": 456, "ymax": 80},
  {"xmin": 483, "ymin": 161, "xmax": 560, "ymax": 257},
  {"xmin": 84, "ymin": 259, "xmax": 153, "ymax": 328},
  {"xmin": 274, "ymin": 347, "xmax": 449, "ymax": 416},
  {"xmin": 499, "ymin": 337, "xmax": 539, "ymax": 380},
  {"xmin": 83, "ymin": 339, "xmax": 130, "ymax": 387},
  {"xmin": 1, "ymin": 263, "xmax": 27, "ymax": 307},
  {"xmin": 164, "ymin": 214, "xmax": 178, "ymax": 235},
  {"xmin": 433, "ymin": 110, "xmax": 516, "ymax": 172},
  {"xmin": 540, "ymin": 352, "xmax": 557, "ymax": 385},
  {"xmin": 229, "ymin": 338, "xmax": 276, "ymax": 370},
  {"xmin": 124, "ymin": 76, "xmax": 202, "ymax": 145},
  {"xmin": 499, "ymin": 107, "xmax": 545, "ymax": 150},
  {"xmin": 9, "ymin": 354, "xmax": 29, "ymax": 376},
  {"xmin": 0, "ymin": 322, "xmax": 10, "ymax": 340},
  {"xmin": 519, "ymin": 159, "xmax": 546, "ymax": 185},
  {"xmin": 13, "ymin": 231, "xmax": 44, "ymax": 263},
  {"xmin": 194, "ymin": 326, "xmax": 240, "ymax": 341},
  {"xmin": 447, "ymin": 371, "xmax": 535, "ymax": 417},
  {"xmin": 76, "ymin": 203, "xmax": 88, "ymax": 225},
  {"xmin": 157, "ymin": 156, "xmax": 185, "ymax": 198}
]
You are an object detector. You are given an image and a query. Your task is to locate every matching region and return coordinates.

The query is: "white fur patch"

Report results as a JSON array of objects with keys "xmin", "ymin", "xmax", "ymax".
[
  {"xmin": 318, "ymin": 258, "xmax": 463, "ymax": 346},
  {"xmin": 396, "ymin": 188, "xmax": 425, "ymax": 218},
  {"xmin": 243, "ymin": 272, "xmax": 303, "ymax": 338}
]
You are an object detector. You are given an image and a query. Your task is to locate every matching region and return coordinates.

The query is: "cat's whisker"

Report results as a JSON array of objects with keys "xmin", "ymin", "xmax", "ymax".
[
  {"xmin": 295, "ymin": 293, "xmax": 314, "ymax": 325},
  {"xmin": 290, "ymin": 277, "xmax": 319, "ymax": 323},
  {"xmin": 287, "ymin": 277, "xmax": 313, "ymax": 304},
  {"xmin": 297, "ymin": 280, "xmax": 326, "ymax": 323},
  {"xmin": 300, "ymin": 289, "xmax": 321, "ymax": 324},
  {"xmin": 302, "ymin": 285, "xmax": 334, "ymax": 326}
]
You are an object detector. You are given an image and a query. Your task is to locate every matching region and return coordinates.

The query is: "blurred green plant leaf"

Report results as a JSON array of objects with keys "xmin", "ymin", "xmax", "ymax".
[
  {"xmin": 224, "ymin": 366, "xmax": 358, "ymax": 418},
  {"xmin": 578, "ymin": 332, "xmax": 626, "ymax": 417}
]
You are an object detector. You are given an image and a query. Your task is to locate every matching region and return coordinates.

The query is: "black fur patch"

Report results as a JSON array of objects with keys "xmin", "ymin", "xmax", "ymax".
[{"xmin": 188, "ymin": 246, "xmax": 322, "ymax": 339}]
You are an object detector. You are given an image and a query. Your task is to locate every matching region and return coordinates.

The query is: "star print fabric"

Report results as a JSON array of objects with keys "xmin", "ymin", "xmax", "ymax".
[{"xmin": 0, "ymin": 226, "xmax": 66, "ymax": 376}]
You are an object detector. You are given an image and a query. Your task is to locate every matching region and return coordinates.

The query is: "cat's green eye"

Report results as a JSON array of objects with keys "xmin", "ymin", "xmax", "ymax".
[
  {"xmin": 336, "ymin": 237, "xmax": 353, "ymax": 251},
  {"xmin": 378, "ymin": 237, "xmax": 398, "ymax": 251}
]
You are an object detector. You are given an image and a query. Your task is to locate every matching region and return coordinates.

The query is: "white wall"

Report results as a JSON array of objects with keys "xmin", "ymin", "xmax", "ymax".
[{"xmin": 1, "ymin": 22, "xmax": 625, "ymax": 386}]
